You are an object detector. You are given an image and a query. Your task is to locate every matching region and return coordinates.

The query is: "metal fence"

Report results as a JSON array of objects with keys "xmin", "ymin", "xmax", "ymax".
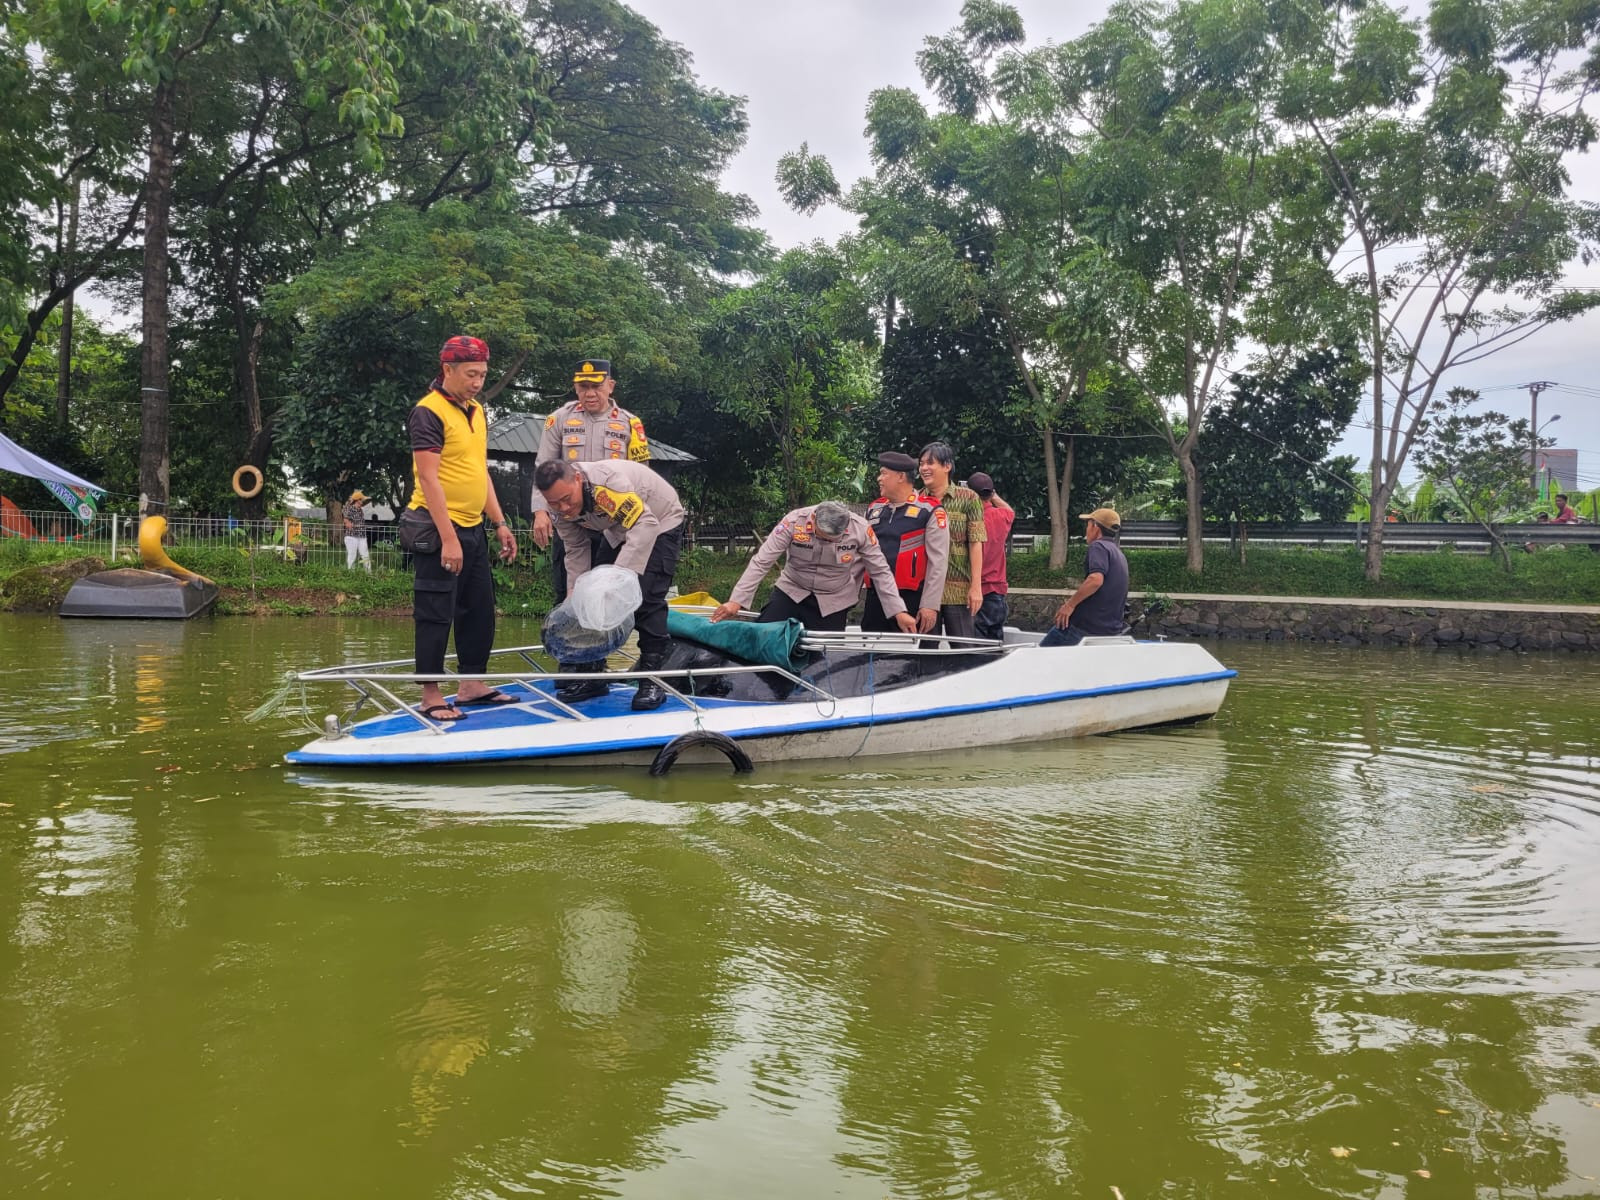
[
  {"xmin": 1, "ymin": 510, "xmax": 412, "ymax": 571},
  {"xmin": 6, "ymin": 509, "xmax": 1595, "ymax": 565}
]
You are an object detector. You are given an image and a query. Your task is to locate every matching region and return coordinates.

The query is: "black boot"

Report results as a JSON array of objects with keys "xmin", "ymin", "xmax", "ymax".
[
  {"xmin": 631, "ymin": 652, "xmax": 670, "ymax": 711},
  {"xmin": 555, "ymin": 660, "xmax": 609, "ymax": 703}
]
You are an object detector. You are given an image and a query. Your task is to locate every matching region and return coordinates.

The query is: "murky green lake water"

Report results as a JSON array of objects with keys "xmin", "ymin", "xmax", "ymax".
[{"xmin": 1, "ymin": 614, "xmax": 1598, "ymax": 1198}]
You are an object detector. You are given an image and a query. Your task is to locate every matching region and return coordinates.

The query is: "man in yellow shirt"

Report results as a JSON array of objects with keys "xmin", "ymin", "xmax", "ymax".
[{"xmin": 405, "ymin": 335, "xmax": 520, "ymax": 722}]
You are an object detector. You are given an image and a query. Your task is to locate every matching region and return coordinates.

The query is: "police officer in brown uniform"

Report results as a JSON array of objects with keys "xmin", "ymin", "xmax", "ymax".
[
  {"xmin": 535, "ymin": 457, "xmax": 684, "ymax": 710},
  {"xmin": 530, "ymin": 359, "xmax": 651, "ymax": 598},
  {"xmin": 710, "ymin": 501, "xmax": 918, "ymax": 633},
  {"xmin": 861, "ymin": 451, "xmax": 950, "ymax": 634}
]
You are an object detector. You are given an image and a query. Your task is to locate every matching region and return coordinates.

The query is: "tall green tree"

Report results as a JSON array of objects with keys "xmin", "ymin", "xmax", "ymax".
[
  {"xmin": 779, "ymin": 1, "xmax": 1132, "ymax": 567},
  {"xmin": 1040, "ymin": 0, "xmax": 1357, "ymax": 572},
  {"xmin": 1276, "ymin": 0, "xmax": 1600, "ymax": 579},
  {"xmin": 271, "ymin": 201, "xmax": 700, "ymax": 514},
  {"xmin": 1, "ymin": 0, "xmax": 147, "ymax": 407},
  {"xmin": 67, "ymin": 0, "xmax": 492, "ymax": 510},
  {"xmin": 1196, "ymin": 345, "xmax": 1364, "ymax": 560},
  {"xmin": 1415, "ymin": 388, "xmax": 1544, "ymax": 570},
  {"xmin": 700, "ymin": 244, "xmax": 878, "ymax": 515},
  {"xmin": 520, "ymin": 0, "xmax": 768, "ymax": 282}
]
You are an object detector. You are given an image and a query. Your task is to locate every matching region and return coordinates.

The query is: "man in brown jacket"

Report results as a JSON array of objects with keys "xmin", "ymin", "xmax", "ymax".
[{"xmin": 535, "ymin": 458, "xmax": 683, "ymax": 710}]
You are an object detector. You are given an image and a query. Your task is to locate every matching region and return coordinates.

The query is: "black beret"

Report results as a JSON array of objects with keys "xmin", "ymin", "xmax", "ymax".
[{"xmin": 878, "ymin": 451, "xmax": 918, "ymax": 473}]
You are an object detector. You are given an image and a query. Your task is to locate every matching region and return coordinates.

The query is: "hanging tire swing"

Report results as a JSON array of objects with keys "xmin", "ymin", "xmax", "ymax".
[{"xmin": 232, "ymin": 464, "xmax": 264, "ymax": 499}]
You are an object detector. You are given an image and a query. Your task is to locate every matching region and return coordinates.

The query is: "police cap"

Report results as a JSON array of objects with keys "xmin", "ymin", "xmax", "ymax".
[
  {"xmin": 878, "ymin": 451, "xmax": 918, "ymax": 475},
  {"xmin": 573, "ymin": 359, "xmax": 612, "ymax": 383}
]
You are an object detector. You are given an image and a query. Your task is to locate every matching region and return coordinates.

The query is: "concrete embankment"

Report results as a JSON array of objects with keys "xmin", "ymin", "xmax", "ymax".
[{"xmin": 1005, "ymin": 589, "xmax": 1600, "ymax": 652}]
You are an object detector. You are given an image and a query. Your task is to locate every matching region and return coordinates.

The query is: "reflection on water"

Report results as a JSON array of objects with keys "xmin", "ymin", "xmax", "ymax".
[{"xmin": 1, "ymin": 615, "xmax": 1598, "ymax": 1198}]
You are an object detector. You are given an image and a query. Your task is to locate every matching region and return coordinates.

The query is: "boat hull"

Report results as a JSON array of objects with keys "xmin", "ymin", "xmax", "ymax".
[{"xmin": 285, "ymin": 639, "xmax": 1234, "ymax": 769}]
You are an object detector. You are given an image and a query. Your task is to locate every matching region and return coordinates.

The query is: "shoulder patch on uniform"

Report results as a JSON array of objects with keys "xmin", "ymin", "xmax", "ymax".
[
  {"xmin": 593, "ymin": 486, "xmax": 645, "ymax": 529},
  {"xmin": 627, "ymin": 416, "xmax": 650, "ymax": 462},
  {"xmin": 936, "ymin": 509, "xmax": 948, "ymax": 528},
  {"xmin": 544, "ymin": 413, "xmax": 557, "ymax": 429},
  {"xmin": 866, "ymin": 527, "xmax": 877, "ymax": 544}
]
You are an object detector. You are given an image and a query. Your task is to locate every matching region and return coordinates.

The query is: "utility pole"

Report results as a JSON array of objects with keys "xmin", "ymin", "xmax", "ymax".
[{"xmin": 1521, "ymin": 381, "xmax": 1557, "ymax": 493}]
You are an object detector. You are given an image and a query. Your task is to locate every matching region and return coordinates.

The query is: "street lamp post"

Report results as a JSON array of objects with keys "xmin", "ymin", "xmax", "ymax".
[{"xmin": 1533, "ymin": 413, "xmax": 1560, "ymax": 499}]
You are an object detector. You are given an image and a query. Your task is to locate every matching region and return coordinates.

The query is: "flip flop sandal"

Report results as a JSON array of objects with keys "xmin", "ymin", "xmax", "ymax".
[
  {"xmin": 420, "ymin": 703, "xmax": 467, "ymax": 722},
  {"xmin": 456, "ymin": 690, "xmax": 520, "ymax": 707}
]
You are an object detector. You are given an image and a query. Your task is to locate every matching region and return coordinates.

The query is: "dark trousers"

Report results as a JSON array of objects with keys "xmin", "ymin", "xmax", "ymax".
[
  {"xmin": 757, "ymin": 589, "xmax": 848, "ymax": 632},
  {"xmin": 414, "ymin": 522, "xmax": 495, "ymax": 676},
  {"xmin": 633, "ymin": 525, "xmax": 683, "ymax": 661},
  {"xmin": 975, "ymin": 591, "xmax": 1008, "ymax": 640},
  {"xmin": 861, "ymin": 587, "xmax": 921, "ymax": 632},
  {"xmin": 934, "ymin": 602, "xmax": 976, "ymax": 640}
]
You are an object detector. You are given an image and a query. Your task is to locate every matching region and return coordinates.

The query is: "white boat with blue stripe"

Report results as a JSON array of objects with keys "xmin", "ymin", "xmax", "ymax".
[{"xmin": 282, "ymin": 613, "xmax": 1235, "ymax": 771}]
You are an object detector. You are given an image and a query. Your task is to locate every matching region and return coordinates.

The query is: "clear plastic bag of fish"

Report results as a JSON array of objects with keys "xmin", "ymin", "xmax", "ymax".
[{"xmin": 541, "ymin": 565, "xmax": 641, "ymax": 662}]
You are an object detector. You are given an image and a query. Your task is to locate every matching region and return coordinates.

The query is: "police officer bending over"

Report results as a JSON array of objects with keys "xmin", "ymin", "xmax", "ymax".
[
  {"xmin": 535, "ymin": 458, "xmax": 683, "ymax": 710},
  {"xmin": 530, "ymin": 359, "xmax": 651, "ymax": 599},
  {"xmin": 711, "ymin": 501, "xmax": 917, "ymax": 634},
  {"xmin": 861, "ymin": 451, "xmax": 950, "ymax": 634}
]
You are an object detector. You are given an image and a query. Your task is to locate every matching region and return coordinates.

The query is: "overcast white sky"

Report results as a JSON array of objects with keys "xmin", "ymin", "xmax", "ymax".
[{"xmin": 630, "ymin": 0, "xmax": 1600, "ymax": 493}]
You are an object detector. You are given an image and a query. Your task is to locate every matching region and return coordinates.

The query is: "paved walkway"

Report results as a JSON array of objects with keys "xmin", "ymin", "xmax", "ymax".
[{"xmin": 1005, "ymin": 588, "xmax": 1600, "ymax": 615}]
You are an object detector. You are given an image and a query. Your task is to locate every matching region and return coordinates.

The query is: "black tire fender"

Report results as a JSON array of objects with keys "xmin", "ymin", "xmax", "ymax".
[{"xmin": 649, "ymin": 730, "xmax": 754, "ymax": 776}]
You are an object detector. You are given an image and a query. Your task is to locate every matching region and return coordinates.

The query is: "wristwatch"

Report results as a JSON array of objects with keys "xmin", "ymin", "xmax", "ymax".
[{"xmin": 493, "ymin": 521, "xmax": 509, "ymax": 531}]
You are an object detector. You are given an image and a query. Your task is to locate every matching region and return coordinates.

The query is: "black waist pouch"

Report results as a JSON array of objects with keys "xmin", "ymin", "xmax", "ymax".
[{"xmin": 399, "ymin": 507, "xmax": 443, "ymax": 555}]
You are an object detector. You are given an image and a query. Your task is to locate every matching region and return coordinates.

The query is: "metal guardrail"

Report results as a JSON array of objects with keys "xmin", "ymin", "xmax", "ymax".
[{"xmin": 1104, "ymin": 520, "xmax": 1599, "ymax": 554}]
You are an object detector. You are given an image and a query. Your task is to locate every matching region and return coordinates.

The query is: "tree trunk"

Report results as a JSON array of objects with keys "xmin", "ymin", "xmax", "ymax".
[
  {"xmin": 55, "ymin": 179, "xmax": 80, "ymax": 428},
  {"xmin": 1363, "ymin": 477, "xmax": 1391, "ymax": 580},
  {"xmin": 1052, "ymin": 433, "xmax": 1076, "ymax": 571},
  {"xmin": 1180, "ymin": 446, "xmax": 1203, "ymax": 573},
  {"xmin": 1042, "ymin": 427, "xmax": 1064, "ymax": 569},
  {"xmin": 138, "ymin": 78, "xmax": 178, "ymax": 512},
  {"xmin": 1238, "ymin": 521, "xmax": 1248, "ymax": 566},
  {"xmin": 325, "ymin": 488, "xmax": 343, "ymax": 548},
  {"xmin": 236, "ymin": 317, "xmax": 269, "ymax": 519}
]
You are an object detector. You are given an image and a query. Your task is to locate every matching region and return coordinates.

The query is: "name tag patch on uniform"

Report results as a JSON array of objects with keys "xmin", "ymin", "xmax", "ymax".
[{"xmin": 594, "ymin": 487, "xmax": 645, "ymax": 529}]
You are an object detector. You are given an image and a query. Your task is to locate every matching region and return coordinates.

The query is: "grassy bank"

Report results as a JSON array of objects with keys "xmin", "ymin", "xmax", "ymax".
[
  {"xmin": 3, "ymin": 538, "xmax": 1597, "ymax": 615},
  {"xmin": 1016, "ymin": 544, "xmax": 1600, "ymax": 604}
]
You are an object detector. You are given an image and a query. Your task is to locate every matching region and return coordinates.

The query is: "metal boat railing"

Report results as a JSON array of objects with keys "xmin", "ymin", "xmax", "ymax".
[{"xmin": 289, "ymin": 623, "xmax": 1018, "ymax": 736}]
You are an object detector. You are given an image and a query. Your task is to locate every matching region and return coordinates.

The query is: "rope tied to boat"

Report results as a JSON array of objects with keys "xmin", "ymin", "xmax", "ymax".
[{"xmin": 244, "ymin": 670, "xmax": 321, "ymax": 733}]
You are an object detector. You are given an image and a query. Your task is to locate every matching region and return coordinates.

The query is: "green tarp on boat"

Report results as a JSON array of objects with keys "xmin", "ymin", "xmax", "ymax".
[{"xmin": 666, "ymin": 610, "xmax": 808, "ymax": 672}]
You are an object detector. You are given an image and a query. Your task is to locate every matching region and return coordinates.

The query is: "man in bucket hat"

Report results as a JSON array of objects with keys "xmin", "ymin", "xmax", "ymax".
[
  {"xmin": 403, "ymin": 335, "xmax": 520, "ymax": 721},
  {"xmin": 1041, "ymin": 507, "xmax": 1128, "ymax": 647}
]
